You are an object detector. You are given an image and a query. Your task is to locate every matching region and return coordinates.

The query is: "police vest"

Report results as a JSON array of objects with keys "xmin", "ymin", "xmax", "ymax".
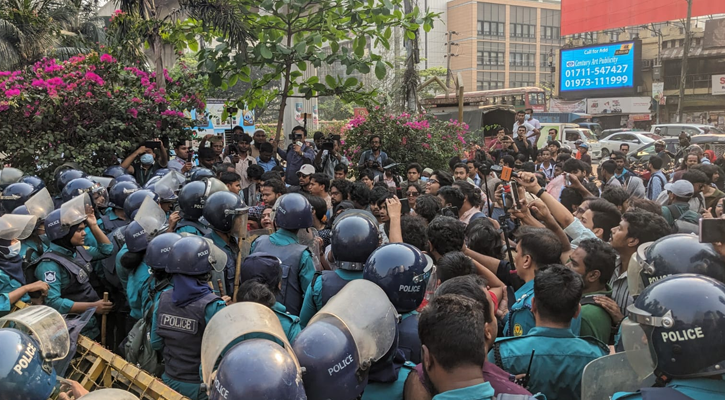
[
  {"xmin": 314, "ymin": 270, "xmax": 362, "ymax": 307},
  {"xmin": 398, "ymin": 312, "xmax": 421, "ymax": 364},
  {"xmin": 102, "ymin": 226, "xmax": 127, "ymax": 292},
  {"xmin": 253, "ymin": 235, "xmax": 306, "ymax": 316},
  {"xmin": 100, "ymin": 214, "xmax": 129, "ymax": 235},
  {"xmin": 175, "ymin": 220, "xmax": 211, "ymax": 236},
  {"xmin": 35, "ymin": 248, "xmax": 101, "ymax": 303},
  {"xmin": 156, "ymin": 290, "xmax": 220, "ymax": 383}
]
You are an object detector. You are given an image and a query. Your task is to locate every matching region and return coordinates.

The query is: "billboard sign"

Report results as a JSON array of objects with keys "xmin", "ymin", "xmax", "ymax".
[
  {"xmin": 714, "ymin": 75, "xmax": 725, "ymax": 96},
  {"xmin": 559, "ymin": 41, "xmax": 641, "ymax": 99},
  {"xmin": 586, "ymin": 97, "xmax": 651, "ymax": 114}
]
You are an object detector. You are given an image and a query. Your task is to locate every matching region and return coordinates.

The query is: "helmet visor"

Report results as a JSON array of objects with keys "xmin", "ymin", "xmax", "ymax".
[
  {"xmin": 60, "ymin": 193, "xmax": 91, "ymax": 228},
  {"xmin": 0, "ymin": 305, "xmax": 70, "ymax": 361},
  {"xmin": 201, "ymin": 238, "xmax": 228, "ymax": 272},
  {"xmin": 581, "ymin": 352, "xmax": 656, "ymax": 400},
  {"xmin": 134, "ymin": 197, "xmax": 168, "ymax": 239},
  {"xmin": 621, "ymin": 306, "xmax": 661, "ymax": 379},
  {"xmin": 0, "ymin": 167, "xmax": 23, "ymax": 185},
  {"xmin": 25, "ymin": 188, "xmax": 54, "ymax": 220},
  {"xmin": 89, "ymin": 175, "xmax": 113, "ymax": 189},
  {"xmin": 89, "ymin": 182, "xmax": 109, "ymax": 209},
  {"xmin": 0, "ymin": 214, "xmax": 38, "ymax": 240},
  {"xmin": 628, "ymin": 242, "xmax": 654, "ymax": 298},
  {"xmin": 156, "ymin": 170, "xmax": 186, "ymax": 193}
]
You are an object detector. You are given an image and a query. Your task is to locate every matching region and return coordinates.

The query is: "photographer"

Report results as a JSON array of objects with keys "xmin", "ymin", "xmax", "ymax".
[
  {"xmin": 357, "ymin": 134, "xmax": 388, "ymax": 180},
  {"xmin": 313, "ymin": 136, "xmax": 348, "ymax": 179},
  {"xmin": 277, "ymin": 125, "xmax": 316, "ymax": 186},
  {"xmin": 167, "ymin": 141, "xmax": 194, "ymax": 173},
  {"xmin": 121, "ymin": 138, "xmax": 168, "ymax": 186},
  {"xmin": 223, "ymin": 133, "xmax": 257, "ymax": 190}
]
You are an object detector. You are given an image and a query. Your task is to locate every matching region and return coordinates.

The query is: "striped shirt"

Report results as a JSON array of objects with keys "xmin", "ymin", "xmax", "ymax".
[{"xmin": 609, "ymin": 260, "xmax": 633, "ymax": 317}]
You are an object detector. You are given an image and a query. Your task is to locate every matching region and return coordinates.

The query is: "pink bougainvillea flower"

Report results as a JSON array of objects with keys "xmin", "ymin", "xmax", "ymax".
[
  {"xmin": 100, "ymin": 54, "xmax": 116, "ymax": 63},
  {"xmin": 402, "ymin": 137, "xmax": 407, "ymax": 145},
  {"xmin": 127, "ymin": 108, "xmax": 138, "ymax": 118},
  {"xmin": 422, "ymin": 143, "xmax": 430, "ymax": 149},
  {"xmin": 4, "ymin": 89, "xmax": 21, "ymax": 97},
  {"xmin": 131, "ymin": 97, "xmax": 142, "ymax": 103},
  {"xmin": 85, "ymin": 92, "xmax": 93, "ymax": 98}
]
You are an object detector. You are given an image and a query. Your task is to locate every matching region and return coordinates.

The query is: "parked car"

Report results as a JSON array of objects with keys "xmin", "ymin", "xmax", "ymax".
[
  {"xmin": 627, "ymin": 134, "xmax": 725, "ymax": 181},
  {"xmin": 577, "ymin": 122, "xmax": 603, "ymax": 139},
  {"xmin": 598, "ymin": 131, "xmax": 662, "ymax": 158},
  {"xmin": 600, "ymin": 128, "xmax": 629, "ymax": 138},
  {"xmin": 650, "ymin": 124, "xmax": 724, "ymax": 137}
]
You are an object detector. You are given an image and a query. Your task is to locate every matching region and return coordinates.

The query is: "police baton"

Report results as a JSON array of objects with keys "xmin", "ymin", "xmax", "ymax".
[
  {"xmin": 101, "ymin": 292, "xmax": 108, "ymax": 348},
  {"xmin": 233, "ymin": 208, "xmax": 250, "ymax": 302}
]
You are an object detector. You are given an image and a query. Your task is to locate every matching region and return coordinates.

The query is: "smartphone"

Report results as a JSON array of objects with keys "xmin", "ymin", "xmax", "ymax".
[
  {"xmin": 187, "ymin": 150, "xmax": 194, "ymax": 163},
  {"xmin": 565, "ymin": 173, "xmax": 571, "ymax": 186},
  {"xmin": 145, "ymin": 140, "xmax": 160, "ymax": 149},
  {"xmin": 400, "ymin": 198, "xmax": 411, "ymax": 215},
  {"xmin": 699, "ymin": 219, "xmax": 725, "ymax": 243}
]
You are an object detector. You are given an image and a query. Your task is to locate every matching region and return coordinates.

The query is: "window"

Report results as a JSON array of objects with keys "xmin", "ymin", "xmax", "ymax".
[
  {"xmin": 565, "ymin": 130, "xmax": 581, "ymax": 142},
  {"xmin": 509, "ymin": 73, "xmax": 536, "ymax": 88},
  {"xmin": 510, "ymin": 6, "xmax": 536, "ymax": 41},
  {"xmin": 509, "ymin": 43, "xmax": 536, "ymax": 71},
  {"xmin": 477, "ymin": 4, "xmax": 505, "ymax": 38},
  {"xmin": 540, "ymin": 10, "xmax": 561, "ymax": 41},
  {"xmin": 478, "ymin": 42, "xmax": 505, "ymax": 68},
  {"xmin": 477, "ymin": 72, "xmax": 504, "ymax": 91}
]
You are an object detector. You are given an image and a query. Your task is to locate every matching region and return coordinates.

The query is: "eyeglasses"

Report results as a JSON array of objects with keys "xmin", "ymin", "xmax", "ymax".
[
  {"xmin": 428, "ymin": 179, "xmax": 439, "ymax": 185},
  {"xmin": 407, "ymin": 191, "xmax": 420, "ymax": 197}
]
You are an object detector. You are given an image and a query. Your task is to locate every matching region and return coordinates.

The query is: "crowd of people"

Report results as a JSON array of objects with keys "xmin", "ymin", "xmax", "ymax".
[{"xmin": 0, "ymin": 120, "xmax": 725, "ymax": 400}]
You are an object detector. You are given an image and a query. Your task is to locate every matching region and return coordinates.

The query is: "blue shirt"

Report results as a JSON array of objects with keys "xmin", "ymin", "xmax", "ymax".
[
  {"xmin": 432, "ymin": 382, "xmax": 496, "ymax": 400},
  {"xmin": 299, "ymin": 269, "xmax": 362, "ymax": 327},
  {"xmin": 503, "ymin": 280, "xmax": 581, "ymax": 337},
  {"xmin": 256, "ymin": 157, "xmax": 279, "ymax": 172},
  {"xmin": 127, "ymin": 260, "xmax": 151, "ymax": 320},
  {"xmin": 613, "ymin": 378, "xmax": 725, "ymax": 400},
  {"xmin": 0, "ymin": 269, "xmax": 29, "ymax": 313}
]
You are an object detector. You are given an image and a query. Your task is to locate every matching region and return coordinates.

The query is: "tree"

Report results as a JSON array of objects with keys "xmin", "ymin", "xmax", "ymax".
[
  {"xmin": 317, "ymin": 96, "xmax": 355, "ymax": 120},
  {"xmin": 418, "ymin": 66, "xmax": 447, "ymax": 98},
  {"xmin": 194, "ymin": 0, "xmax": 439, "ymax": 149}
]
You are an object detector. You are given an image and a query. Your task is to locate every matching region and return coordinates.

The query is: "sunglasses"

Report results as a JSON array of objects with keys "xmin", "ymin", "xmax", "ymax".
[{"xmin": 407, "ymin": 191, "xmax": 420, "ymax": 197}]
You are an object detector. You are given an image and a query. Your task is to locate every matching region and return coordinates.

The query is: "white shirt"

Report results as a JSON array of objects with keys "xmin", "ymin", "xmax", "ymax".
[{"xmin": 513, "ymin": 121, "xmax": 537, "ymax": 144}]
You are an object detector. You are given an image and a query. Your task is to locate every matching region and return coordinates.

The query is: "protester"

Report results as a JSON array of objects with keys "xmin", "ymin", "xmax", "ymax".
[{"xmin": 277, "ymin": 126, "xmax": 316, "ymax": 186}]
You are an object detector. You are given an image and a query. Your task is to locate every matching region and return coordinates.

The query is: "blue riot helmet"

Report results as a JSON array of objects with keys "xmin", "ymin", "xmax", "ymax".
[
  {"xmin": 61, "ymin": 178, "xmax": 109, "ymax": 209},
  {"xmin": 190, "ymin": 168, "xmax": 215, "ymax": 182},
  {"xmin": 1, "ymin": 183, "xmax": 35, "ymax": 214},
  {"xmin": 293, "ymin": 280, "xmax": 398, "ymax": 400},
  {"xmin": 108, "ymin": 181, "xmax": 141, "ymax": 210},
  {"xmin": 178, "ymin": 178, "xmax": 228, "ymax": 222},
  {"xmin": 56, "ymin": 169, "xmax": 86, "ymax": 192},
  {"xmin": 124, "ymin": 222, "xmax": 148, "ymax": 253},
  {"xmin": 629, "ymin": 234, "xmax": 725, "ymax": 298},
  {"xmin": 201, "ymin": 303, "xmax": 306, "ymax": 400},
  {"xmin": 166, "ymin": 236, "xmax": 226, "ymax": 276},
  {"xmin": 363, "ymin": 243, "xmax": 433, "ymax": 313},
  {"xmin": 154, "ymin": 168, "xmax": 170, "ymax": 178},
  {"xmin": 123, "ymin": 190, "xmax": 159, "ymax": 220},
  {"xmin": 45, "ymin": 193, "xmax": 91, "ymax": 241},
  {"xmin": 0, "ymin": 167, "xmax": 24, "ymax": 190},
  {"xmin": 273, "ymin": 193, "xmax": 313, "ymax": 230},
  {"xmin": 203, "ymin": 192, "xmax": 247, "ymax": 233},
  {"xmin": 88, "ymin": 175, "xmax": 113, "ymax": 190},
  {"xmin": 0, "ymin": 306, "xmax": 71, "ymax": 400},
  {"xmin": 144, "ymin": 175, "xmax": 162, "ymax": 189},
  {"xmin": 620, "ymin": 274, "xmax": 725, "ymax": 383},
  {"xmin": 111, "ymin": 174, "xmax": 137, "ymax": 185},
  {"xmin": 144, "ymin": 233, "xmax": 182, "ymax": 271},
  {"xmin": 102, "ymin": 165, "xmax": 128, "ymax": 179},
  {"xmin": 147, "ymin": 183, "xmax": 177, "ymax": 204},
  {"xmin": 132, "ymin": 197, "xmax": 168, "ymax": 242},
  {"xmin": 19, "ymin": 176, "xmax": 45, "ymax": 192},
  {"xmin": 12, "ymin": 205, "xmax": 28, "ymax": 215},
  {"xmin": 330, "ymin": 211, "xmax": 379, "ymax": 270}
]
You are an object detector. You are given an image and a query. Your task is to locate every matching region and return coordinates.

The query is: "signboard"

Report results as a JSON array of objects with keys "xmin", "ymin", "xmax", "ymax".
[
  {"xmin": 652, "ymin": 82, "xmax": 664, "ymax": 101},
  {"xmin": 713, "ymin": 75, "xmax": 725, "ymax": 96},
  {"xmin": 549, "ymin": 99, "xmax": 587, "ymax": 113},
  {"xmin": 704, "ymin": 18, "xmax": 725, "ymax": 49},
  {"xmin": 586, "ymin": 97, "xmax": 651, "ymax": 114},
  {"xmin": 353, "ymin": 107, "xmax": 369, "ymax": 118},
  {"xmin": 560, "ymin": 41, "xmax": 640, "ymax": 99}
]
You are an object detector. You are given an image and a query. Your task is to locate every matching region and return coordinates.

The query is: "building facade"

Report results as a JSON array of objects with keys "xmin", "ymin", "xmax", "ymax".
[{"xmin": 446, "ymin": 0, "xmax": 562, "ymax": 92}]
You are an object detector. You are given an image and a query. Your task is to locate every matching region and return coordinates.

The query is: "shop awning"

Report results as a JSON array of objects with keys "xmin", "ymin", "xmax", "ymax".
[{"xmin": 661, "ymin": 46, "xmax": 725, "ymax": 60}]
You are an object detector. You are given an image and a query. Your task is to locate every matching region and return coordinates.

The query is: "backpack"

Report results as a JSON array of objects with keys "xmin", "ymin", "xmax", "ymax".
[
  {"xmin": 665, "ymin": 204, "xmax": 699, "ymax": 234},
  {"xmin": 122, "ymin": 279, "xmax": 168, "ymax": 376}
]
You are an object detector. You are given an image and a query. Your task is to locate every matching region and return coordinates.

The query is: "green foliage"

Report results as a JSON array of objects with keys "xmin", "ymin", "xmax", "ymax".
[
  {"xmin": 343, "ymin": 105, "xmax": 475, "ymax": 171},
  {"xmin": 0, "ymin": 53, "xmax": 206, "ymax": 184},
  {"xmin": 418, "ymin": 66, "xmax": 448, "ymax": 98},
  {"xmin": 318, "ymin": 96, "xmax": 356, "ymax": 121}
]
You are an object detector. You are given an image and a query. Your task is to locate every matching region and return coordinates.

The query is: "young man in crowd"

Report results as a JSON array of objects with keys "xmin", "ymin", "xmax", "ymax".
[
  {"xmin": 308, "ymin": 173, "xmax": 332, "ymax": 214},
  {"xmin": 577, "ymin": 143, "xmax": 591, "ymax": 166},
  {"xmin": 513, "ymin": 110, "xmax": 539, "ymax": 148},
  {"xmin": 599, "ymin": 160, "xmax": 622, "ymax": 191},
  {"xmin": 256, "ymin": 142, "xmax": 279, "ymax": 172},
  {"xmin": 167, "ymin": 141, "xmax": 193, "ymax": 173},
  {"xmin": 223, "ymin": 133, "xmax": 257, "ymax": 191},
  {"xmin": 536, "ymin": 148, "xmax": 554, "ymax": 180},
  {"xmin": 329, "ymin": 179, "xmax": 351, "ymax": 208},
  {"xmin": 277, "ymin": 126, "xmax": 316, "ymax": 186},
  {"xmin": 334, "ymin": 164, "xmax": 348, "ymax": 180},
  {"xmin": 357, "ymin": 134, "xmax": 388, "ymax": 181},
  {"xmin": 220, "ymin": 171, "xmax": 242, "ymax": 196},
  {"xmin": 646, "ymin": 156, "xmax": 667, "ymax": 201},
  {"xmin": 465, "ymin": 160, "xmax": 482, "ymax": 187}
]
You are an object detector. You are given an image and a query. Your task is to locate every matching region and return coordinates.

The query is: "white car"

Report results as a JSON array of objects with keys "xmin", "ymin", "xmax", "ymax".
[{"xmin": 598, "ymin": 131, "xmax": 662, "ymax": 158}]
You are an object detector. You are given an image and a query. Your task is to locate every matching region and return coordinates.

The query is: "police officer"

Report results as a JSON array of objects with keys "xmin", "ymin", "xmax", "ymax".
[
  {"xmin": 176, "ymin": 179, "xmax": 228, "ymax": 237},
  {"xmin": 103, "ymin": 165, "xmax": 128, "ymax": 179},
  {"xmin": 203, "ymin": 191, "xmax": 247, "ymax": 297},
  {"xmin": 609, "ymin": 274, "xmax": 725, "ymax": 400},
  {"xmin": 298, "ymin": 210, "xmax": 379, "ymax": 326},
  {"xmin": 1, "ymin": 182, "xmax": 36, "ymax": 215},
  {"xmin": 250, "ymin": 193, "xmax": 316, "ymax": 317},
  {"xmin": 12, "ymin": 187, "xmax": 54, "ymax": 269},
  {"xmin": 114, "ymin": 190, "xmax": 161, "ymax": 292},
  {"xmin": 61, "ymin": 177, "xmax": 109, "ymax": 213},
  {"xmin": 151, "ymin": 236, "xmax": 228, "ymax": 400},
  {"xmin": 34, "ymin": 194, "xmax": 114, "ymax": 340},
  {"xmin": 101, "ymin": 180, "xmax": 140, "ymax": 234},
  {"xmin": 0, "ymin": 214, "xmax": 49, "ymax": 314},
  {"xmin": 237, "ymin": 253, "xmax": 301, "ymax": 342},
  {"xmin": 53, "ymin": 169, "xmax": 86, "ymax": 209},
  {"xmin": 490, "ymin": 265, "xmax": 608, "ymax": 399},
  {"xmin": 141, "ymin": 233, "xmax": 180, "ymax": 316},
  {"xmin": 363, "ymin": 243, "xmax": 432, "ymax": 365}
]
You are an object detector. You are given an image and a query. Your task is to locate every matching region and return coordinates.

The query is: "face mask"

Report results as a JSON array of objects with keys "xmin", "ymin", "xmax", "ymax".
[
  {"xmin": 3, "ymin": 241, "xmax": 21, "ymax": 258},
  {"xmin": 524, "ymin": 114, "xmax": 531, "ymax": 121},
  {"xmin": 140, "ymin": 153, "xmax": 154, "ymax": 165}
]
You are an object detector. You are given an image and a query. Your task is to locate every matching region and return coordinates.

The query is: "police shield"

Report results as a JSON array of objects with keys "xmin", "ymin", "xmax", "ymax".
[
  {"xmin": 0, "ymin": 214, "xmax": 38, "ymax": 240},
  {"xmin": 78, "ymin": 389, "xmax": 140, "ymax": 400},
  {"xmin": 134, "ymin": 197, "xmax": 168, "ymax": 239},
  {"xmin": 201, "ymin": 238, "xmax": 228, "ymax": 295},
  {"xmin": 580, "ymin": 352, "xmax": 656, "ymax": 400},
  {"xmin": 59, "ymin": 192, "xmax": 91, "ymax": 228},
  {"xmin": 156, "ymin": 170, "xmax": 186, "ymax": 193},
  {"xmin": 0, "ymin": 306, "xmax": 70, "ymax": 361},
  {"xmin": 0, "ymin": 167, "xmax": 23, "ymax": 187},
  {"xmin": 200, "ymin": 302, "xmax": 301, "ymax": 389},
  {"xmin": 24, "ymin": 188, "xmax": 54, "ymax": 220}
]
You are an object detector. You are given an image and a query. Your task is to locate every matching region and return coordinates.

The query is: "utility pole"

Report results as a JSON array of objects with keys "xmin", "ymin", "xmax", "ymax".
[
  {"xmin": 677, "ymin": 0, "xmax": 692, "ymax": 123},
  {"xmin": 444, "ymin": 31, "xmax": 458, "ymax": 89}
]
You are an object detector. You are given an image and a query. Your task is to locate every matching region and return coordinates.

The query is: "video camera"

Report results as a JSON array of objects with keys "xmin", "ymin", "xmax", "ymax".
[{"xmin": 321, "ymin": 134, "xmax": 341, "ymax": 151}]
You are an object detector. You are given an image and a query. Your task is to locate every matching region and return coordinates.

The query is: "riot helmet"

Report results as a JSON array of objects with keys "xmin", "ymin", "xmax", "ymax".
[
  {"xmin": 293, "ymin": 280, "xmax": 398, "ymax": 400},
  {"xmin": 123, "ymin": 189, "xmax": 159, "ymax": 220},
  {"xmin": 19, "ymin": 176, "xmax": 45, "ymax": 192},
  {"xmin": 61, "ymin": 178, "xmax": 109, "ymax": 209},
  {"xmin": 154, "ymin": 168, "xmax": 170, "ymax": 178},
  {"xmin": 108, "ymin": 181, "xmax": 141, "ymax": 210},
  {"xmin": 0, "ymin": 167, "xmax": 24, "ymax": 190},
  {"xmin": 144, "ymin": 175, "xmax": 161, "ymax": 189},
  {"xmin": 178, "ymin": 179, "xmax": 228, "ymax": 221},
  {"xmin": 144, "ymin": 233, "xmax": 182, "ymax": 271},
  {"xmin": 629, "ymin": 234, "xmax": 725, "ymax": 297},
  {"xmin": 56, "ymin": 169, "xmax": 86, "ymax": 192},
  {"xmin": 45, "ymin": 194, "xmax": 91, "ymax": 242},
  {"xmin": 166, "ymin": 236, "xmax": 226, "ymax": 276},
  {"xmin": 0, "ymin": 214, "xmax": 38, "ymax": 241},
  {"xmin": 111, "ymin": 174, "xmax": 137, "ymax": 185},
  {"xmin": 203, "ymin": 192, "xmax": 248, "ymax": 233},
  {"xmin": 1, "ymin": 183, "xmax": 36, "ymax": 214},
  {"xmin": 124, "ymin": 222, "xmax": 148, "ymax": 253},
  {"xmin": 363, "ymin": 243, "xmax": 433, "ymax": 313},
  {"xmin": 330, "ymin": 211, "xmax": 380, "ymax": 270},
  {"xmin": 149, "ymin": 170, "xmax": 186, "ymax": 203},
  {"xmin": 622, "ymin": 274, "xmax": 725, "ymax": 381},
  {"xmin": 191, "ymin": 168, "xmax": 215, "ymax": 182},
  {"xmin": 102, "ymin": 165, "xmax": 128, "ymax": 179},
  {"xmin": 273, "ymin": 193, "xmax": 313, "ymax": 230}
]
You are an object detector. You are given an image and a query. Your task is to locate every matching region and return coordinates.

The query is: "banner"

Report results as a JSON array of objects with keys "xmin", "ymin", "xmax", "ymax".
[
  {"xmin": 561, "ymin": 0, "xmax": 725, "ymax": 36},
  {"xmin": 549, "ymin": 98, "xmax": 587, "ymax": 113},
  {"xmin": 713, "ymin": 75, "xmax": 725, "ymax": 96},
  {"xmin": 586, "ymin": 97, "xmax": 651, "ymax": 114},
  {"xmin": 704, "ymin": 18, "xmax": 725, "ymax": 49},
  {"xmin": 652, "ymin": 82, "xmax": 664, "ymax": 101}
]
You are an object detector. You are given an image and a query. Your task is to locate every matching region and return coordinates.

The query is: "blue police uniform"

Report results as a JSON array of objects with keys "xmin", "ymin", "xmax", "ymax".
[
  {"xmin": 250, "ymin": 229, "xmax": 316, "ymax": 317},
  {"xmin": 175, "ymin": 220, "xmax": 211, "ymax": 237},
  {"xmin": 35, "ymin": 242, "xmax": 113, "ymax": 339},
  {"xmin": 272, "ymin": 302, "xmax": 301, "ymax": 343},
  {"xmin": 205, "ymin": 231, "xmax": 237, "ymax": 297},
  {"xmin": 98, "ymin": 208, "xmax": 129, "ymax": 235},
  {"xmin": 114, "ymin": 244, "xmax": 132, "ymax": 292},
  {"xmin": 0, "ymin": 265, "xmax": 29, "ymax": 313},
  {"xmin": 19, "ymin": 235, "xmax": 48, "ymax": 267},
  {"xmin": 361, "ymin": 361, "xmax": 416, "ymax": 400},
  {"xmin": 126, "ymin": 260, "xmax": 151, "ymax": 320},
  {"xmin": 399, "ymin": 311, "xmax": 421, "ymax": 364},
  {"xmin": 489, "ymin": 326, "xmax": 608, "ymax": 400},
  {"xmin": 298, "ymin": 269, "xmax": 362, "ymax": 327},
  {"xmin": 612, "ymin": 378, "xmax": 725, "ymax": 400},
  {"xmin": 503, "ymin": 280, "xmax": 581, "ymax": 337},
  {"xmin": 432, "ymin": 382, "xmax": 496, "ymax": 400}
]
